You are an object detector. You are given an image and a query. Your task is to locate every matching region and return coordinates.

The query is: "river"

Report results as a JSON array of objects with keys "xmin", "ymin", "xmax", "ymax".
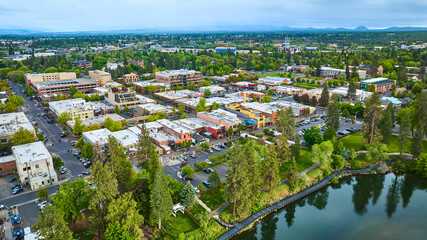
[{"xmin": 231, "ymin": 173, "xmax": 427, "ymax": 240}]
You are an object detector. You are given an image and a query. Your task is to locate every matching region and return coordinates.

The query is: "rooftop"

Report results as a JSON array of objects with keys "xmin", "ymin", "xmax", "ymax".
[
  {"xmin": 136, "ymin": 95, "xmax": 156, "ymax": 104},
  {"xmin": 83, "ymin": 128, "xmax": 112, "ymax": 145},
  {"xmin": 198, "ymin": 109, "xmax": 240, "ymax": 124},
  {"xmin": 49, "ymin": 98, "xmax": 90, "ymax": 112},
  {"xmin": 156, "ymin": 69, "xmax": 199, "ymax": 76},
  {"xmin": 157, "ymin": 119, "xmax": 193, "ymax": 134},
  {"xmin": 138, "ymin": 103, "xmax": 171, "ymax": 112},
  {"xmin": 111, "ymin": 129, "xmax": 139, "ymax": 148},
  {"xmin": 361, "ymin": 78, "xmax": 391, "ymax": 84},
  {"xmin": 33, "ymin": 78, "xmax": 99, "ymax": 89},
  {"xmin": 12, "ymin": 141, "xmax": 51, "ymax": 164},
  {"xmin": 67, "ymin": 114, "xmax": 124, "ymax": 128},
  {"xmin": 174, "ymin": 117, "xmax": 223, "ymax": 131},
  {"xmin": 0, "ymin": 112, "xmax": 30, "ymax": 126},
  {"xmin": 132, "ymin": 80, "xmax": 168, "ymax": 88}
]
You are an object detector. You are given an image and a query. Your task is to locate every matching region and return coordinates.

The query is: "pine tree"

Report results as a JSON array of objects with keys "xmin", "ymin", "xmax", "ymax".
[
  {"xmin": 208, "ymin": 170, "xmax": 221, "ymax": 189},
  {"xmin": 398, "ymin": 110, "xmax": 411, "ymax": 156},
  {"xmin": 180, "ymin": 182, "xmax": 195, "ymax": 207},
  {"xmin": 274, "ymin": 107, "xmax": 295, "ymax": 138},
  {"xmin": 150, "ymin": 168, "xmax": 173, "ymax": 229},
  {"xmin": 291, "ymin": 134, "xmax": 301, "ymax": 158},
  {"xmin": 326, "ymin": 95, "xmax": 340, "ymax": 130},
  {"xmin": 412, "ymin": 90, "xmax": 427, "ymax": 159},
  {"xmin": 135, "ymin": 124, "xmax": 153, "ymax": 168},
  {"xmin": 277, "ymin": 135, "xmax": 291, "ymax": 165},
  {"xmin": 263, "ymin": 145, "xmax": 280, "ymax": 193},
  {"xmin": 288, "ymin": 157, "xmax": 299, "ymax": 191},
  {"xmin": 345, "ymin": 62, "xmax": 350, "ymax": 81},
  {"xmin": 106, "ymin": 136, "xmax": 134, "ymax": 191},
  {"xmin": 36, "ymin": 205, "xmax": 74, "ymax": 240},
  {"xmin": 347, "ymin": 79, "xmax": 356, "ymax": 100},
  {"xmin": 362, "ymin": 92, "xmax": 383, "ymax": 144},
  {"xmin": 319, "ymin": 83, "xmax": 329, "ymax": 107},
  {"xmin": 380, "ymin": 103, "xmax": 394, "ymax": 144}
]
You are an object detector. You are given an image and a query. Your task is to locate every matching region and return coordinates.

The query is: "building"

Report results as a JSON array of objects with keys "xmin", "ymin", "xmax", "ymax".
[
  {"xmin": 89, "ymin": 70, "xmax": 112, "ymax": 85},
  {"xmin": 320, "ymin": 67, "xmax": 366, "ymax": 80},
  {"xmin": 154, "ymin": 90, "xmax": 204, "ymax": 103},
  {"xmin": 111, "ymin": 129, "xmax": 139, "ymax": 154},
  {"xmin": 12, "ymin": 141, "xmax": 58, "ymax": 190},
  {"xmin": 199, "ymin": 85, "xmax": 226, "ymax": 95},
  {"xmin": 133, "ymin": 80, "xmax": 170, "ymax": 93},
  {"xmin": 176, "ymin": 96, "xmax": 239, "ymax": 112},
  {"xmin": 49, "ymin": 98, "xmax": 95, "ymax": 119},
  {"xmin": 66, "ymin": 113, "xmax": 124, "ymax": 129},
  {"xmin": 329, "ymin": 87, "xmax": 373, "ymax": 101},
  {"xmin": 32, "ymin": 78, "xmax": 101, "ymax": 95},
  {"xmin": 197, "ymin": 109, "xmax": 241, "ymax": 131},
  {"xmin": 105, "ymin": 87, "xmax": 140, "ymax": 110},
  {"xmin": 215, "ymin": 47, "xmax": 236, "ymax": 53},
  {"xmin": 174, "ymin": 117, "xmax": 224, "ymax": 140},
  {"xmin": 240, "ymin": 91, "xmax": 266, "ymax": 102},
  {"xmin": 129, "ymin": 60, "xmax": 145, "ymax": 68},
  {"xmin": 105, "ymin": 62, "xmax": 124, "ymax": 71},
  {"xmin": 25, "ymin": 72, "xmax": 76, "ymax": 86},
  {"xmin": 156, "ymin": 119, "xmax": 193, "ymax": 144},
  {"xmin": 226, "ymin": 104, "xmax": 266, "ymax": 129},
  {"xmin": 71, "ymin": 59, "xmax": 92, "ymax": 68},
  {"xmin": 136, "ymin": 95, "xmax": 156, "ymax": 105},
  {"xmin": 229, "ymin": 81, "xmax": 258, "ymax": 90},
  {"xmin": 0, "ymin": 155, "xmax": 17, "ymax": 176},
  {"xmin": 359, "ymin": 78, "xmax": 395, "ymax": 93},
  {"xmin": 271, "ymin": 101, "xmax": 315, "ymax": 117},
  {"xmin": 258, "ymin": 76, "xmax": 290, "ymax": 86},
  {"xmin": 82, "ymin": 128, "xmax": 111, "ymax": 151},
  {"xmin": 121, "ymin": 73, "xmax": 140, "ymax": 83},
  {"xmin": 300, "ymin": 88, "xmax": 323, "ymax": 98},
  {"xmin": 346, "ymin": 65, "xmax": 384, "ymax": 77},
  {"xmin": 155, "ymin": 69, "xmax": 201, "ymax": 87},
  {"xmin": 271, "ymin": 86, "xmax": 306, "ymax": 95},
  {"xmin": 136, "ymin": 103, "xmax": 172, "ymax": 116},
  {"xmin": 0, "ymin": 112, "xmax": 35, "ymax": 145}
]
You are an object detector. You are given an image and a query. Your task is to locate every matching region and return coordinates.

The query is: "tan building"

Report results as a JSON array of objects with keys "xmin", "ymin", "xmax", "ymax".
[
  {"xmin": 89, "ymin": 70, "xmax": 112, "ymax": 85},
  {"xmin": 105, "ymin": 87, "xmax": 140, "ymax": 110},
  {"xmin": 49, "ymin": 98, "xmax": 95, "ymax": 119},
  {"xmin": 121, "ymin": 73, "xmax": 140, "ymax": 83},
  {"xmin": 156, "ymin": 69, "xmax": 201, "ymax": 87},
  {"xmin": 25, "ymin": 72, "xmax": 76, "ymax": 85}
]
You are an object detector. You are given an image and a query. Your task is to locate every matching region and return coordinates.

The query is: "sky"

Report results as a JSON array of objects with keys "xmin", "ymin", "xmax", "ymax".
[{"xmin": 0, "ymin": 0, "xmax": 426, "ymax": 32}]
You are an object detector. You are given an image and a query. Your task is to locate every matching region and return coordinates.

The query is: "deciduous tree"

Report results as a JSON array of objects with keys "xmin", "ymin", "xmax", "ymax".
[{"xmin": 36, "ymin": 205, "xmax": 75, "ymax": 240}]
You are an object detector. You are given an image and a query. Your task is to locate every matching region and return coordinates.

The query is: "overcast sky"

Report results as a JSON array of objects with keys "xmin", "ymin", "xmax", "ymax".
[{"xmin": 0, "ymin": 0, "xmax": 426, "ymax": 32}]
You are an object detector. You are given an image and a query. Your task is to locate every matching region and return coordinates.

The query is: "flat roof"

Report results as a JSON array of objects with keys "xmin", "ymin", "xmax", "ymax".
[
  {"xmin": 141, "ymin": 122, "xmax": 163, "ymax": 130},
  {"xmin": 198, "ymin": 109, "xmax": 240, "ymax": 124},
  {"xmin": 138, "ymin": 103, "xmax": 170, "ymax": 112},
  {"xmin": 361, "ymin": 78, "xmax": 390, "ymax": 84},
  {"xmin": 157, "ymin": 119, "xmax": 193, "ymax": 134},
  {"xmin": 12, "ymin": 141, "xmax": 51, "ymax": 164},
  {"xmin": 67, "ymin": 114, "xmax": 124, "ymax": 128},
  {"xmin": 0, "ymin": 112, "xmax": 30, "ymax": 125},
  {"xmin": 0, "ymin": 155, "xmax": 15, "ymax": 164},
  {"xmin": 49, "ymin": 98, "xmax": 89, "ymax": 112},
  {"xmin": 33, "ymin": 78, "xmax": 99, "ymax": 89},
  {"xmin": 111, "ymin": 129, "xmax": 138, "ymax": 148},
  {"xmin": 83, "ymin": 128, "xmax": 112, "ymax": 145},
  {"xmin": 136, "ymin": 95, "xmax": 156, "ymax": 104}
]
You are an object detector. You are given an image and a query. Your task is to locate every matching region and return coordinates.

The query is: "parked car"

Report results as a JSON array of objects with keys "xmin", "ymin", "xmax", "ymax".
[
  {"xmin": 219, "ymin": 145, "xmax": 227, "ymax": 149},
  {"xmin": 82, "ymin": 170, "xmax": 90, "ymax": 176},
  {"xmin": 203, "ymin": 168, "xmax": 213, "ymax": 174},
  {"xmin": 194, "ymin": 188, "xmax": 200, "ymax": 194},
  {"xmin": 73, "ymin": 151, "xmax": 81, "ymax": 156},
  {"xmin": 203, "ymin": 181, "xmax": 211, "ymax": 188},
  {"xmin": 12, "ymin": 187, "xmax": 23, "ymax": 195},
  {"xmin": 84, "ymin": 162, "xmax": 92, "ymax": 168},
  {"xmin": 46, "ymin": 119, "xmax": 54, "ymax": 124},
  {"xmin": 213, "ymin": 146, "xmax": 220, "ymax": 151},
  {"xmin": 71, "ymin": 141, "xmax": 77, "ymax": 146},
  {"xmin": 208, "ymin": 149, "xmax": 213, "ymax": 153},
  {"xmin": 38, "ymin": 200, "xmax": 52, "ymax": 210},
  {"xmin": 11, "ymin": 184, "xmax": 21, "ymax": 190},
  {"xmin": 190, "ymin": 154, "xmax": 196, "ymax": 158},
  {"xmin": 8, "ymin": 177, "xmax": 17, "ymax": 183},
  {"xmin": 205, "ymin": 160, "xmax": 212, "ymax": 165},
  {"xmin": 12, "ymin": 229, "xmax": 24, "ymax": 238},
  {"xmin": 59, "ymin": 166, "xmax": 67, "ymax": 174},
  {"xmin": 184, "ymin": 176, "xmax": 193, "ymax": 181}
]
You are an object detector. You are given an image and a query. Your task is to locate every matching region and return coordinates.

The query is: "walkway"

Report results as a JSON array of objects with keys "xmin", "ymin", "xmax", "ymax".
[{"xmin": 217, "ymin": 162, "xmax": 384, "ymax": 240}]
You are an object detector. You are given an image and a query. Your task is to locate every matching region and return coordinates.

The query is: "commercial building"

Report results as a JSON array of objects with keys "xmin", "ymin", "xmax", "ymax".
[
  {"xmin": 359, "ymin": 78, "xmax": 395, "ymax": 93},
  {"xmin": 271, "ymin": 86, "xmax": 305, "ymax": 95},
  {"xmin": 229, "ymin": 81, "xmax": 258, "ymax": 90},
  {"xmin": 215, "ymin": 47, "xmax": 236, "ymax": 53},
  {"xmin": 0, "ymin": 155, "xmax": 17, "ymax": 176},
  {"xmin": 320, "ymin": 67, "xmax": 366, "ymax": 80},
  {"xmin": 270, "ymin": 101, "xmax": 315, "ymax": 117},
  {"xmin": 199, "ymin": 85, "xmax": 226, "ymax": 95},
  {"xmin": 345, "ymin": 65, "xmax": 384, "ymax": 77},
  {"xmin": 89, "ymin": 70, "xmax": 112, "ymax": 85},
  {"xmin": 174, "ymin": 117, "xmax": 224, "ymax": 139},
  {"xmin": 176, "ymin": 97, "xmax": 238, "ymax": 112},
  {"xmin": 136, "ymin": 95, "xmax": 156, "ymax": 105},
  {"xmin": 49, "ymin": 98, "xmax": 95, "ymax": 119},
  {"xmin": 136, "ymin": 103, "xmax": 172, "ymax": 116},
  {"xmin": 105, "ymin": 87, "xmax": 140, "ymax": 110},
  {"xmin": 0, "ymin": 112, "xmax": 35, "ymax": 145},
  {"xmin": 82, "ymin": 128, "xmax": 111, "ymax": 151},
  {"xmin": 71, "ymin": 59, "xmax": 92, "ymax": 68},
  {"xmin": 66, "ymin": 113, "xmax": 124, "ymax": 129},
  {"xmin": 226, "ymin": 104, "xmax": 266, "ymax": 129},
  {"xmin": 133, "ymin": 80, "xmax": 170, "ymax": 93},
  {"xmin": 240, "ymin": 91, "xmax": 266, "ymax": 102},
  {"xmin": 25, "ymin": 72, "xmax": 76, "ymax": 86},
  {"xmin": 32, "ymin": 78, "xmax": 101, "ymax": 95},
  {"xmin": 155, "ymin": 69, "xmax": 201, "ymax": 87},
  {"xmin": 12, "ymin": 141, "xmax": 58, "ymax": 190},
  {"xmin": 329, "ymin": 87, "xmax": 373, "ymax": 101},
  {"xmin": 129, "ymin": 60, "xmax": 145, "ymax": 68},
  {"xmin": 121, "ymin": 73, "xmax": 140, "ymax": 83},
  {"xmin": 258, "ymin": 76, "xmax": 290, "ymax": 86},
  {"xmin": 197, "ymin": 109, "xmax": 241, "ymax": 130},
  {"xmin": 154, "ymin": 90, "xmax": 204, "ymax": 103}
]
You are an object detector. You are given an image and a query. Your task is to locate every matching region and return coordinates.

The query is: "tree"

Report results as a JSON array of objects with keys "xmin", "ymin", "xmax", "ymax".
[
  {"xmin": 411, "ymin": 82, "xmax": 422, "ymax": 95},
  {"xmin": 318, "ymin": 83, "xmax": 329, "ymax": 107},
  {"xmin": 181, "ymin": 165, "xmax": 194, "ymax": 177},
  {"xmin": 106, "ymin": 192, "xmax": 144, "ymax": 239},
  {"xmin": 274, "ymin": 107, "xmax": 295, "ymax": 138},
  {"xmin": 415, "ymin": 154, "xmax": 427, "ymax": 178},
  {"xmin": 5, "ymin": 94, "xmax": 25, "ymax": 112},
  {"xmin": 398, "ymin": 108, "xmax": 412, "ymax": 156},
  {"xmin": 211, "ymin": 101, "xmax": 220, "ymax": 110},
  {"xmin": 310, "ymin": 96, "xmax": 318, "ymax": 106},
  {"xmin": 196, "ymin": 98, "xmax": 207, "ymax": 112},
  {"xmin": 150, "ymin": 167, "xmax": 173, "ymax": 229},
  {"xmin": 36, "ymin": 205, "xmax": 74, "ymax": 240},
  {"xmin": 380, "ymin": 103, "xmax": 394, "ymax": 144},
  {"xmin": 104, "ymin": 117, "xmax": 123, "ymax": 132},
  {"xmin": 204, "ymin": 88, "xmax": 212, "ymax": 96},
  {"xmin": 347, "ymin": 79, "xmax": 356, "ymax": 100},
  {"xmin": 303, "ymin": 126, "xmax": 323, "ymax": 146},
  {"xmin": 365, "ymin": 143, "xmax": 388, "ymax": 162},
  {"xmin": 57, "ymin": 112, "xmax": 72, "ymax": 124},
  {"xmin": 181, "ymin": 182, "xmax": 195, "ymax": 207},
  {"xmin": 291, "ymin": 134, "xmax": 301, "ymax": 158},
  {"xmin": 225, "ymin": 143, "xmax": 259, "ymax": 217},
  {"xmin": 288, "ymin": 157, "xmax": 299, "ymax": 191},
  {"xmin": 276, "ymin": 135, "xmax": 291, "ymax": 165},
  {"xmin": 73, "ymin": 117, "xmax": 84, "ymax": 135},
  {"xmin": 106, "ymin": 136, "xmax": 134, "ymax": 191},
  {"xmin": 312, "ymin": 141, "xmax": 334, "ymax": 174},
  {"xmin": 299, "ymin": 93, "xmax": 310, "ymax": 105},
  {"xmin": 412, "ymin": 90, "xmax": 427, "ymax": 159},
  {"xmin": 135, "ymin": 124, "xmax": 153, "ymax": 168},
  {"xmin": 226, "ymin": 126, "xmax": 234, "ymax": 137},
  {"xmin": 82, "ymin": 142, "xmax": 94, "ymax": 160},
  {"xmin": 69, "ymin": 85, "xmax": 78, "ymax": 96},
  {"xmin": 338, "ymin": 73, "xmax": 347, "ymax": 81},
  {"xmin": 208, "ymin": 170, "xmax": 221, "ymax": 189},
  {"xmin": 262, "ymin": 95, "xmax": 272, "ymax": 103},
  {"xmin": 263, "ymin": 145, "xmax": 280, "ymax": 193},
  {"xmin": 303, "ymin": 67, "xmax": 314, "ymax": 77},
  {"xmin": 89, "ymin": 161, "xmax": 119, "ymax": 238},
  {"xmin": 332, "ymin": 154, "xmax": 345, "ymax": 170},
  {"xmin": 105, "ymin": 223, "xmax": 132, "ymax": 240},
  {"xmin": 37, "ymin": 188, "xmax": 49, "ymax": 201},
  {"xmin": 53, "ymin": 178, "xmax": 91, "ymax": 227},
  {"xmin": 362, "ymin": 92, "xmax": 383, "ymax": 144},
  {"xmin": 10, "ymin": 127, "xmax": 35, "ymax": 146},
  {"xmin": 323, "ymin": 126, "xmax": 336, "ymax": 141},
  {"xmin": 326, "ymin": 95, "xmax": 340, "ymax": 130},
  {"xmin": 114, "ymin": 105, "xmax": 121, "ymax": 114}
]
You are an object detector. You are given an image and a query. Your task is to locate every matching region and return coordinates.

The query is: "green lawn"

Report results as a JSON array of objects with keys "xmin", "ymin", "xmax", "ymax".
[
  {"xmin": 199, "ymin": 188, "xmax": 225, "ymax": 210},
  {"xmin": 259, "ymin": 72, "xmax": 287, "ymax": 77},
  {"xmin": 280, "ymin": 148, "xmax": 315, "ymax": 179},
  {"xmin": 72, "ymin": 227, "xmax": 97, "ymax": 240},
  {"xmin": 340, "ymin": 131, "xmax": 365, "ymax": 151},
  {"xmin": 188, "ymin": 203, "xmax": 208, "ymax": 216},
  {"xmin": 387, "ymin": 135, "xmax": 427, "ymax": 153},
  {"xmin": 163, "ymin": 212, "xmax": 199, "ymax": 236}
]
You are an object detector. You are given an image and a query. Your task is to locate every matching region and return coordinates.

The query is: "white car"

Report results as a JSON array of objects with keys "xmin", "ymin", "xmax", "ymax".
[
  {"xmin": 194, "ymin": 188, "xmax": 200, "ymax": 194},
  {"xmin": 205, "ymin": 160, "xmax": 212, "ymax": 165}
]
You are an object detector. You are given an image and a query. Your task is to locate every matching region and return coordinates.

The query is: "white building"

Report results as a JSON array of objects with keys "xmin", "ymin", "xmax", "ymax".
[
  {"xmin": 12, "ymin": 142, "xmax": 58, "ymax": 190},
  {"xmin": 49, "ymin": 98, "xmax": 95, "ymax": 119},
  {"xmin": 0, "ymin": 112, "xmax": 35, "ymax": 144},
  {"xmin": 199, "ymin": 85, "xmax": 226, "ymax": 95}
]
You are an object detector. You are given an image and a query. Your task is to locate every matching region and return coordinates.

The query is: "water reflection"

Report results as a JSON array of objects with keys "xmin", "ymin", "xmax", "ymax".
[{"xmin": 232, "ymin": 173, "xmax": 427, "ymax": 240}]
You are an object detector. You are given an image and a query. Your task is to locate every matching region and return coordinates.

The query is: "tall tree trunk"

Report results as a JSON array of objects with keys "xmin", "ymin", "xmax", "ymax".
[
  {"xmin": 233, "ymin": 198, "xmax": 237, "ymax": 216},
  {"xmin": 158, "ymin": 219, "xmax": 161, "ymax": 230},
  {"xmin": 369, "ymin": 115, "xmax": 375, "ymax": 144}
]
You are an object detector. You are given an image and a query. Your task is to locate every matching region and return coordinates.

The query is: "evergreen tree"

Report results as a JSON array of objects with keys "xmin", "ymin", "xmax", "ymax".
[
  {"xmin": 36, "ymin": 205, "xmax": 74, "ymax": 240},
  {"xmin": 326, "ymin": 95, "xmax": 340, "ymax": 130},
  {"xmin": 207, "ymin": 170, "xmax": 221, "ymax": 189},
  {"xmin": 135, "ymin": 124, "xmax": 153, "ymax": 168},
  {"xmin": 398, "ymin": 111, "xmax": 411, "ymax": 156},
  {"xmin": 345, "ymin": 62, "xmax": 350, "ymax": 81},
  {"xmin": 288, "ymin": 157, "xmax": 299, "ymax": 191},
  {"xmin": 291, "ymin": 134, "xmax": 301, "ymax": 158},
  {"xmin": 150, "ymin": 168, "xmax": 173, "ymax": 229},
  {"xmin": 397, "ymin": 63, "xmax": 408, "ymax": 86},
  {"xmin": 380, "ymin": 103, "xmax": 394, "ymax": 144},
  {"xmin": 347, "ymin": 79, "xmax": 356, "ymax": 100},
  {"xmin": 263, "ymin": 145, "xmax": 280, "ymax": 193},
  {"xmin": 362, "ymin": 92, "xmax": 383, "ymax": 144},
  {"xmin": 276, "ymin": 135, "xmax": 291, "ymax": 165},
  {"xmin": 180, "ymin": 182, "xmax": 195, "ymax": 207},
  {"xmin": 274, "ymin": 107, "xmax": 295, "ymax": 138},
  {"xmin": 106, "ymin": 136, "xmax": 134, "ymax": 191},
  {"xmin": 412, "ymin": 90, "xmax": 427, "ymax": 159},
  {"xmin": 319, "ymin": 83, "xmax": 329, "ymax": 107}
]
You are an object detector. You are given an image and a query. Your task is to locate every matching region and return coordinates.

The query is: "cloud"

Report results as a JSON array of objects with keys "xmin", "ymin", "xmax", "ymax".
[{"xmin": 0, "ymin": 0, "xmax": 425, "ymax": 31}]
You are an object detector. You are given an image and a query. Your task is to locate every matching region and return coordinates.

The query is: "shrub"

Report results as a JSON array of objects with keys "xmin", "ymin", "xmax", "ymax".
[
  {"xmin": 52, "ymin": 157, "xmax": 64, "ymax": 170},
  {"xmin": 331, "ymin": 176, "xmax": 339, "ymax": 185},
  {"xmin": 255, "ymin": 134, "xmax": 264, "ymax": 139},
  {"xmin": 194, "ymin": 162, "xmax": 208, "ymax": 169}
]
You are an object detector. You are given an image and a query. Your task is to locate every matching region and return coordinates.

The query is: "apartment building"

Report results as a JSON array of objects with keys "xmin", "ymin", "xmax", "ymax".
[
  {"xmin": 32, "ymin": 78, "xmax": 101, "ymax": 95},
  {"xmin": 71, "ymin": 59, "xmax": 92, "ymax": 68},
  {"xmin": 89, "ymin": 70, "xmax": 112, "ymax": 85},
  {"xmin": 49, "ymin": 98, "xmax": 95, "ymax": 119},
  {"xmin": 12, "ymin": 141, "xmax": 58, "ymax": 190},
  {"xmin": 121, "ymin": 73, "xmax": 140, "ymax": 83},
  {"xmin": 25, "ymin": 72, "xmax": 76, "ymax": 85},
  {"xmin": 105, "ymin": 87, "xmax": 141, "ymax": 110},
  {"xmin": 155, "ymin": 69, "xmax": 201, "ymax": 87},
  {"xmin": 320, "ymin": 67, "xmax": 367, "ymax": 80},
  {"xmin": 0, "ymin": 112, "xmax": 35, "ymax": 145},
  {"xmin": 358, "ymin": 78, "xmax": 395, "ymax": 93}
]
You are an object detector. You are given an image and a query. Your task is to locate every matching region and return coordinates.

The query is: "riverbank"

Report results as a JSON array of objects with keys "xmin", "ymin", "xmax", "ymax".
[{"xmin": 217, "ymin": 162, "xmax": 387, "ymax": 240}]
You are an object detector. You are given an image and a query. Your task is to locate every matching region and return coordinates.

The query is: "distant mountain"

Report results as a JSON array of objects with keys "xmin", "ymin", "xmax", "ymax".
[
  {"xmin": 0, "ymin": 29, "xmax": 39, "ymax": 34},
  {"xmin": 354, "ymin": 26, "xmax": 369, "ymax": 31}
]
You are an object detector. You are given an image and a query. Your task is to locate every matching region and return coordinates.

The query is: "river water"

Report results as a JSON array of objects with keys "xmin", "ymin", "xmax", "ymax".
[{"xmin": 232, "ymin": 173, "xmax": 427, "ymax": 240}]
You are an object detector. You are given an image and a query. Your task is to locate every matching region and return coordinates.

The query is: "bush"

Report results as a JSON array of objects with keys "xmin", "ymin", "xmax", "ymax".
[
  {"xmin": 331, "ymin": 176, "xmax": 339, "ymax": 185},
  {"xmin": 37, "ymin": 188, "xmax": 49, "ymax": 201},
  {"xmin": 52, "ymin": 157, "xmax": 64, "ymax": 170},
  {"xmin": 197, "ymin": 184, "xmax": 205, "ymax": 192},
  {"xmin": 194, "ymin": 162, "xmax": 208, "ymax": 169},
  {"xmin": 266, "ymin": 136, "xmax": 275, "ymax": 142},
  {"xmin": 255, "ymin": 134, "xmax": 264, "ymax": 139}
]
